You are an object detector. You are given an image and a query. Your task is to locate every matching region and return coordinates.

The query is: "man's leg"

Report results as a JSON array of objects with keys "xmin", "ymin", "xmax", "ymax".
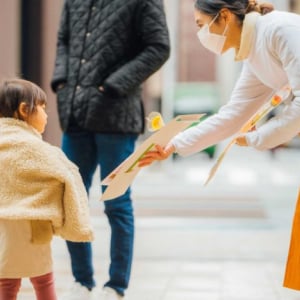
[
  {"xmin": 62, "ymin": 131, "xmax": 97, "ymax": 290},
  {"xmin": 95, "ymin": 133, "xmax": 138, "ymax": 297}
]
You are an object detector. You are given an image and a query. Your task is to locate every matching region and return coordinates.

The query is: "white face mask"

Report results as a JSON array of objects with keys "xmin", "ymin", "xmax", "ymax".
[{"xmin": 197, "ymin": 14, "xmax": 228, "ymax": 55}]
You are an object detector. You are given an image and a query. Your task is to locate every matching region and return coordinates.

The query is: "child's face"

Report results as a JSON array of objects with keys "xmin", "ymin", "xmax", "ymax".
[{"xmin": 27, "ymin": 104, "xmax": 48, "ymax": 133}]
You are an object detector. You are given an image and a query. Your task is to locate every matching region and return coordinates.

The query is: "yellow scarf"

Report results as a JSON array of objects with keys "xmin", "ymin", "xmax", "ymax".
[{"xmin": 235, "ymin": 12, "xmax": 260, "ymax": 61}]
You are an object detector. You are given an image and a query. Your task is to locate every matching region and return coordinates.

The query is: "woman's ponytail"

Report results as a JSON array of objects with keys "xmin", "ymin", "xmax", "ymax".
[{"xmin": 246, "ymin": 0, "xmax": 274, "ymax": 15}]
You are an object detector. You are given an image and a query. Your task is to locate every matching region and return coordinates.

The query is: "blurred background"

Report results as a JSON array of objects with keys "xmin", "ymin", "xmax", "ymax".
[{"xmin": 2, "ymin": 1, "xmax": 300, "ymax": 299}]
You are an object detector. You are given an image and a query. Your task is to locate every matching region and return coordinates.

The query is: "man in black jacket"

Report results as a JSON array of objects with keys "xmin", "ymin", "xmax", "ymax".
[{"xmin": 51, "ymin": 0, "xmax": 170, "ymax": 299}]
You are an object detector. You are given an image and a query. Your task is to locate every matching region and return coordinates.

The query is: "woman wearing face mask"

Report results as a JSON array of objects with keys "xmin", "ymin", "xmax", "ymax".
[{"xmin": 139, "ymin": 0, "xmax": 300, "ymax": 291}]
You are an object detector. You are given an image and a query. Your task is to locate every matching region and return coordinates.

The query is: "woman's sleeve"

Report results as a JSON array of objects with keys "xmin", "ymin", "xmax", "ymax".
[
  {"xmin": 246, "ymin": 23, "xmax": 300, "ymax": 150},
  {"xmin": 171, "ymin": 64, "xmax": 273, "ymax": 156}
]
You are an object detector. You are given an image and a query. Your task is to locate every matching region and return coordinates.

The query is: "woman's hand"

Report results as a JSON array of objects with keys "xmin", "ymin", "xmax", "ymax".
[
  {"xmin": 138, "ymin": 144, "xmax": 175, "ymax": 167},
  {"xmin": 235, "ymin": 135, "xmax": 248, "ymax": 146}
]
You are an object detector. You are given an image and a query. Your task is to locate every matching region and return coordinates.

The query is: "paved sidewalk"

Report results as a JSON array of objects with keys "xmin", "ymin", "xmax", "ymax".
[{"xmin": 19, "ymin": 144, "xmax": 300, "ymax": 300}]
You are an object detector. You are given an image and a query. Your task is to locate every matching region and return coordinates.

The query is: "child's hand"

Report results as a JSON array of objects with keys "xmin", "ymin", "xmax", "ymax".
[
  {"xmin": 235, "ymin": 135, "xmax": 248, "ymax": 146},
  {"xmin": 138, "ymin": 144, "xmax": 175, "ymax": 167}
]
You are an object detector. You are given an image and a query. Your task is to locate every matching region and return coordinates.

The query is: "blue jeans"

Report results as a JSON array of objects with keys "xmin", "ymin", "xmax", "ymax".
[{"xmin": 62, "ymin": 131, "xmax": 138, "ymax": 296}]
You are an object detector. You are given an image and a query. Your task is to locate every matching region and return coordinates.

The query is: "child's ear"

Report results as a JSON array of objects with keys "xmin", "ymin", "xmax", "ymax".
[{"xmin": 17, "ymin": 102, "xmax": 29, "ymax": 119}]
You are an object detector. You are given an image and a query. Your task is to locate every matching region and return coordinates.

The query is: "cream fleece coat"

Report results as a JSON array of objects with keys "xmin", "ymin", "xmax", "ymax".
[{"xmin": 0, "ymin": 118, "xmax": 93, "ymax": 242}]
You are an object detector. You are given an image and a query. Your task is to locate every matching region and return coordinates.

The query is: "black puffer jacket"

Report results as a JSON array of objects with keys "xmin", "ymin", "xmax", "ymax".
[{"xmin": 51, "ymin": 0, "xmax": 170, "ymax": 134}]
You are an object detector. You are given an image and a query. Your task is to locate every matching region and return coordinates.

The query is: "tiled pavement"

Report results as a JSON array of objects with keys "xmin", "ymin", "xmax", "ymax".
[{"xmin": 18, "ymin": 142, "xmax": 300, "ymax": 300}]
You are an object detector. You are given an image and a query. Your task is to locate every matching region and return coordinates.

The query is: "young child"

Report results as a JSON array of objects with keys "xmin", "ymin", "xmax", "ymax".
[{"xmin": 0, "ymin": 78, "xmax": 94, "ymax": 300}]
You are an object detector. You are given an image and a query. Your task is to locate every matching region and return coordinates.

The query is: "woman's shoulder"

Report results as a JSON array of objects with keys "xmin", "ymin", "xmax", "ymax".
[
  {"xmin": 256, "ymin": 10, "xmax": 300, "ymax": 44},
  {"xmin": 258, "ymin": 10, "xmax": 300, "ymax": 29}
]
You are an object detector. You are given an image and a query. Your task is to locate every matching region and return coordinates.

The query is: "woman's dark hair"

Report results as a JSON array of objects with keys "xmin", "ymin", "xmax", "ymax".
[
  {"xmin": 194, "ymin": 0, "xmax": 274, "ymax": 22},
  {"xmin": 0, "ymin": 78, "xmax": 47, "ymax": 118}
]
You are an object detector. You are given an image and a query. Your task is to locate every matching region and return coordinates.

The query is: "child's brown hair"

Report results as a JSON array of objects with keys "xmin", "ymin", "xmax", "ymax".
[{"xmin": 0, "ymin": 78, "xmax": 47, "ymax": 119}]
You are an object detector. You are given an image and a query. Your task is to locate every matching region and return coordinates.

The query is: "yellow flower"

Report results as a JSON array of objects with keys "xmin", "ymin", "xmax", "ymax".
[{"xmin": 146, "ymin": 112, "xmax": 165, "ymax": 132}]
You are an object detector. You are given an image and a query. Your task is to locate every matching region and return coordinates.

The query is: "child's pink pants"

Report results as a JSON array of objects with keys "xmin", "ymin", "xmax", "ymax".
[{"xmin": 0, "ymin": 272, "xmax": 57, "ymax": 300}]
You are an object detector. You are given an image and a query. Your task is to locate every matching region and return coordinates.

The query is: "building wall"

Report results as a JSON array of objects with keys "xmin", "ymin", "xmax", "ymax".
[
  {"xmin": 178, "ymin": 0, "xmax": 215, "ymax": 82},
  {"xmin": 0, "ymin": 0, "xmax": 20, "ymax": 79},
  {"xmin": 41, "ymin": 0, "xmax": 64, "ymax": 146},
  {"xmin": 0, "ymin": 0, "xmax": 63, "ymax": 146}
]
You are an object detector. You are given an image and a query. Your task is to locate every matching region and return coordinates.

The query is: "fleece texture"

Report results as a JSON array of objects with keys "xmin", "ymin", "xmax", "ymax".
[{"xmin": 0, "ymin": 118, "xmax": 93, "ymax": 242}]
